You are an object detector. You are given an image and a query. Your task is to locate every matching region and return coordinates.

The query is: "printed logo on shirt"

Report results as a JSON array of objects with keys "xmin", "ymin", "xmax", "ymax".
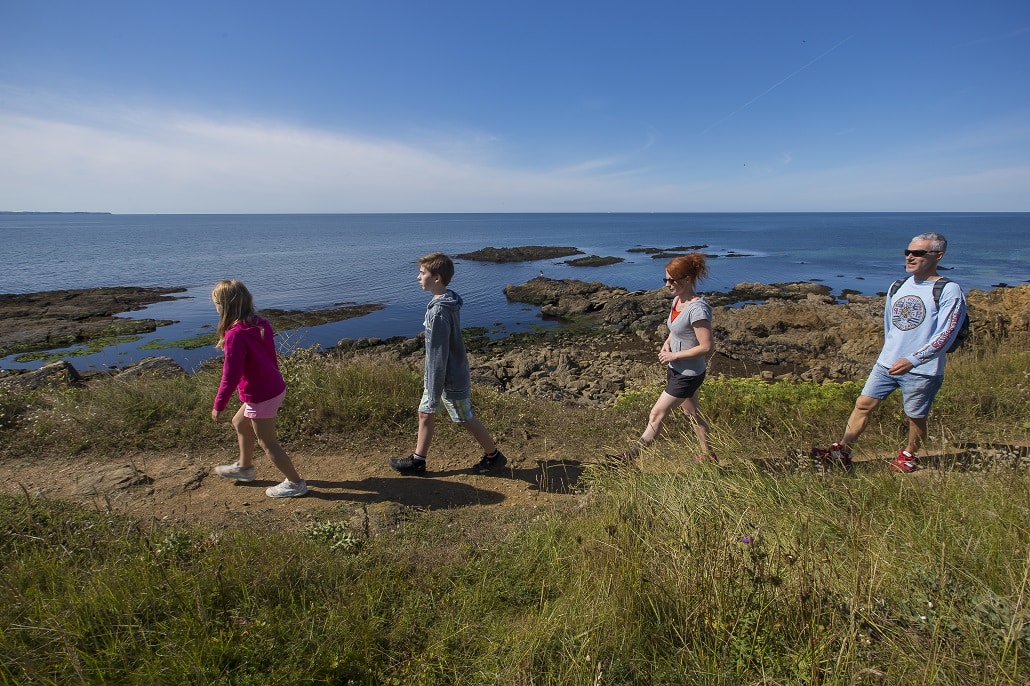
[{"xmin": 891, "ymin": 295, "xmax": 926, "ymax": 331}]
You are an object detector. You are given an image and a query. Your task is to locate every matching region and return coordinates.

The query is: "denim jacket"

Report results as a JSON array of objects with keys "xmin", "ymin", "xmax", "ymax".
[{"xmin": 423, "ymin": 289, "xmax": 471, "ymax": 404}]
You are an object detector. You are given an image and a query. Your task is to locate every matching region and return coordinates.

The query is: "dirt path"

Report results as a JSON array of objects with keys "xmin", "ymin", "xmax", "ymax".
[
  {"xmin": 0, "ymin": 447, "xmax": 586, "ymax": 529},
  {"xmin": 4, "ymin": 442, "xmax": 1026, "ymax": 532}
]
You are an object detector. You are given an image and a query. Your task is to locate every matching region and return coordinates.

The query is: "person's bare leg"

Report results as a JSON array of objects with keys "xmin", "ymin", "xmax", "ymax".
[
  {"xmin": 415, "ymin": 412, "xmax": 435, "ymax": 457},
  {"xmin": 642, "ymin": 393, "xmax": 683, "ymax": 441},
  {"xmin": 251, "ymin": 417, "xmax": 301, "ymax": 482},
  {"xmin": 679, "ymin": 394, "xmax": 711, "ymax": 456},
  {"xmin": 626, "ymin": 392, "xmax": 685, "ymax": 455},
  {"xmin": 906, "ymin": 415, "xmax": 927, "ymax": 454},
  {"xmin": 232, "ymin": 405, "xmax": 256, "ymax": 468},
  {"xmin": 460, "ymin": 418, "xmax": 496, "ymax": 454},
  {"xmin": 840, "ymin": 395, "xmax": 881, "ymax": 448}
]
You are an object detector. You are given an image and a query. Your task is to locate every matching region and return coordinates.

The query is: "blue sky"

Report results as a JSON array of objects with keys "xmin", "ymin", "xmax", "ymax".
[{"xmin": 1, "ymin": 1, "xmax": 1028, "ymax": 213}]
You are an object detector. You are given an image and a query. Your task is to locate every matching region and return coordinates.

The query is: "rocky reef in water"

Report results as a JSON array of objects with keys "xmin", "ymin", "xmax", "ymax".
[
  {"xmin": 0, "ymin": 287, "xmax": 186, "ymax": 357},
  {"xmin": 455, "ymin": 246, "xmax": 583, "ymax": 262}
]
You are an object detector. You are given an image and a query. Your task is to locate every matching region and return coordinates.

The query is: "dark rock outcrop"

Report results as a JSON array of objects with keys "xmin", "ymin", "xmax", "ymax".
[
  {"xmin": 113, "ymin": 356, "xmax": 187, "ymax": 379},
  {"xmin": 0, "ymin": 287, "xmax": 185, "ymax": 357},
  {"xmin": 456, "ymin": 246, "xmax": 583, "ymax": 262},
  {"xmin": 0, "ymin": 360, "xmax": 82, "ymax": 390}
]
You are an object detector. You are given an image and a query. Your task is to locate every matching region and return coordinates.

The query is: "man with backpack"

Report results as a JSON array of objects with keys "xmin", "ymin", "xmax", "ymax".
[{"xmin": 824, "ymin": 232, "xmax": 968, "ymax": 472}]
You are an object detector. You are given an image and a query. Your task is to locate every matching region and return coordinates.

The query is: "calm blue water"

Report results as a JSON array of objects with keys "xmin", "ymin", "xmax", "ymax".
[{"xmin": 2, "ymin": 212, "xmax": 1027, "ymax": 372}]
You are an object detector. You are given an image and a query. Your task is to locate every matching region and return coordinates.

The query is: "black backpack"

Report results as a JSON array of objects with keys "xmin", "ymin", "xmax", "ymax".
[{"xmin": 887, "ymin": 276, "xmax": 970, "ymax": 353}]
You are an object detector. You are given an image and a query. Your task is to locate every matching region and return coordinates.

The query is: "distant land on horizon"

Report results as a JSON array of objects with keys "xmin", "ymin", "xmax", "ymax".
[{"xmin": 0, "ymin": 211, "xmax": 113, "ymax": 215}]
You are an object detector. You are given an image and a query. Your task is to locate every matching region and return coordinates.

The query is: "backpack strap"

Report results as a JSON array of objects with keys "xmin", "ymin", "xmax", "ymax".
[
  {"xmin": 888, "ymin": 277, "xmax": 908, "ymax": 300},
  {"xmin": 931, "ymin": 276, "xmax": 952, "ymax": 309}
]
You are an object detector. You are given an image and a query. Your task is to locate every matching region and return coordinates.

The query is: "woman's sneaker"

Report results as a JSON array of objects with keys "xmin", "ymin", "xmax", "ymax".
[
  {"xmin": 890, "ymin": 450, "xmax": 920, "ymax": 473},
  {"xmin": 265, "ymin": 479, "xmax": 308, "ymax": 498},
  {"xmin": 215, "ymin": 463, "xmax": 256, "ymax": 481}
]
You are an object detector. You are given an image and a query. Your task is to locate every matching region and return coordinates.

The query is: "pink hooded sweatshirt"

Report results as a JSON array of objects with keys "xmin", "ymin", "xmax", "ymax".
[{"xmin": 213, "ymin": 317, "xmax": 286, "ymax": 412}]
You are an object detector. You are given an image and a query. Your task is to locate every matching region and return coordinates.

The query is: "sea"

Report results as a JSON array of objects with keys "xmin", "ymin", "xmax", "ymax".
[{"xmin": 2, "ymin": 212, "xmax": 1027, "ymax": 373}]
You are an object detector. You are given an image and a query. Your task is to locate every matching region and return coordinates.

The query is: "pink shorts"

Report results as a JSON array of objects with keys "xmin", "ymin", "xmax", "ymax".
[{"xmin": 243, "ymin": 390, "xmax": 286, "ymax": 419}]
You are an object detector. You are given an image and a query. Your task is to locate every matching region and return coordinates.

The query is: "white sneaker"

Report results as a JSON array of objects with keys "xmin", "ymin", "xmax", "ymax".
[
  {"xmin": 215, "ymin": 463, "xmax": 256, "ymax": 481},
  {"xmin": 266, "ymin": 479, "xmax": 308, "ymax": 498}
]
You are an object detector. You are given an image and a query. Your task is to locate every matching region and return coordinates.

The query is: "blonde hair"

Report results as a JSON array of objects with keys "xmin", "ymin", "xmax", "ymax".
[{"xmin": 211, "ymin": 279, "xmax": 259, "ymax": 349}]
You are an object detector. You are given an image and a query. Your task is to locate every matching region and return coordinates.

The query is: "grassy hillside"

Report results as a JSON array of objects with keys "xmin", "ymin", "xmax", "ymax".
[{"xmin": 1, "ymin": 339, "xmax": 1027, "ymax": 684}]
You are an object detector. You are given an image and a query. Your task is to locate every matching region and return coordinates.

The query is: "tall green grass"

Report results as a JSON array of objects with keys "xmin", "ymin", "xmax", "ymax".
[
  {"xmin": 1, "ymin": 337, "xmax": 1027, "ymax": 684},
  {"xmin": 2, "ymin": 337, "xmax": 1025, "ymax": 462},
  {"xmin": 3, "ymin": 463, "xmax": 1027, "ymax": 684}
]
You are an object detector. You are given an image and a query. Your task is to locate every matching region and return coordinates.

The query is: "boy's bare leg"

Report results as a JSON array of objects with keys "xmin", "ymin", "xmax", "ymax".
[
  {"xmin": 415, "ymin": 412, "xmax": 435, "ymax": 457},
  {"xmin": 460, "ymin": 418, "xmax": 496, "ymax": 454}
]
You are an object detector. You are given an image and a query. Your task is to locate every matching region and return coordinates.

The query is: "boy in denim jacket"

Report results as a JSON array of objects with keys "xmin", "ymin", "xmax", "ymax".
[{"xmin": 389, "ymin": 252, "xmax": 505, "ymax": 476}]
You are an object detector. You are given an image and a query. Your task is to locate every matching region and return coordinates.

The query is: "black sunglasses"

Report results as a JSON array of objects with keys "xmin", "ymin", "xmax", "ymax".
[
  {"xmin": 904, "ymin": 249, "xmax": 940, "ymax": 257},
  {"xmin": 663, "ymin": 277, "xmax": 679, "ymax": 284}
]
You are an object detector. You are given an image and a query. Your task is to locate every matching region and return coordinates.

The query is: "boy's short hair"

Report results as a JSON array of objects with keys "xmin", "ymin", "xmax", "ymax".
[{"xmin": 418, "ymin": 252, "xmax": 455, "ymax": 285}]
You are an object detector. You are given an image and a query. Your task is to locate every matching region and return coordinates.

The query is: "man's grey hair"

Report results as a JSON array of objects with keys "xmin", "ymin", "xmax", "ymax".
[{"xmin": 913, "ymin": 232, "xmax": 947, "ymax": 253}]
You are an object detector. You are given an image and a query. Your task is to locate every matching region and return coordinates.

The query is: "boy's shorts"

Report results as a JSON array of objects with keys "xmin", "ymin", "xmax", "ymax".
[
  {"xmin": 419, "ymin": 389, "xmax": 475, "ymax": 422},
  {"xmin": 860, "ymin": 364, "xmax": 943, "ymax": 418},
  {"xmin": 665, "ymin": 368, "xmax": 706, "ymax": 399},
  {"xmin": 243, "ymin": 389, "xmax": 286, "ymax": 419}
]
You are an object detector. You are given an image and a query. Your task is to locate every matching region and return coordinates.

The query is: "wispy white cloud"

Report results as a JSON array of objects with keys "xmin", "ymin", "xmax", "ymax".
[
  {"xmin": 0, "ymin": 96, "xmax": 678, "ymax": 212},
  {"xmin": 1, "ymin": 93, "xmax": 1027, "ymax": 213},
  {"xmin": 0, "ymin": 105, "xmax": 645, "ymax": 212}
]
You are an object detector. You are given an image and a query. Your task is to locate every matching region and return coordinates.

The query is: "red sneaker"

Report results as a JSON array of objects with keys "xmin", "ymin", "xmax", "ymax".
[
  {"xmin": 890, "ymin": 449, "xmax": 920, "ymax": 473},
  {"xmin": 830, "ymin": 442, "xmax": 853, "ymax": 469}
]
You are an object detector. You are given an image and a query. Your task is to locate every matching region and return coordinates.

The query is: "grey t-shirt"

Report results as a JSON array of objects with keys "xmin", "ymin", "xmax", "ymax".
[{"xmin": 667, "ymin": 296, "xmax": 711, "ymax": 377}]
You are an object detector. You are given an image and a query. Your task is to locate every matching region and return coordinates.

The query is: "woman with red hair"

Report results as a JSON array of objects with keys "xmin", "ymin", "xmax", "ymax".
[{"xmin": 617, "ymin": 253, "xmax": 717, "ymax": 463}]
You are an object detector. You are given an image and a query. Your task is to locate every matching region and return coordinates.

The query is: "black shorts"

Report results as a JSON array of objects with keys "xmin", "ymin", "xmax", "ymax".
[{"xmin": 665, "ymin": 368, "xmax": 706, "ymax": 399}]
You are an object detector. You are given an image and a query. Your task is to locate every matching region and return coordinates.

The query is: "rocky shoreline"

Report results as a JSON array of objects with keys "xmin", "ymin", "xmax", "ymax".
[
  {"xmin": 0, "ymin": 287, "xmax": 383, "ymax": 360},
  {"xmin": 333, "ymin": 278, "xmax": 1027, "ymax": 406},
  {"xmin": 3, "ymin": 280, "xmax": 1027, "ymax": 405},
  {"xmin": 0, "ymin": 287, "xmax": 187, "ymax": 357}
]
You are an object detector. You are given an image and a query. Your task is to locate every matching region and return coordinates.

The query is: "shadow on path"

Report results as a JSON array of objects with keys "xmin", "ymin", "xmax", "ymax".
[{"xmin": 754, "ymin": 442, "xmax": 1029, "ymax": 476}]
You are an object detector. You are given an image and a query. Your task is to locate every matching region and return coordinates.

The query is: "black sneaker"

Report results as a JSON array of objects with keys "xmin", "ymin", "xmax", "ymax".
[
  {"xmin": 389, "ymin": 454, "xmax": 427, "ymax": 475},
  {"xmin": 471, "ymin": 450, "xmax": 506, "ymax": 474}
]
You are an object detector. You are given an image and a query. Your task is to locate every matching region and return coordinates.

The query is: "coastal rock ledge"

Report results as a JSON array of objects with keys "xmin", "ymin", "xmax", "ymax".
[{"xmin": 335, "ymin": 279, "xmax": 1029, "ymax": 406}]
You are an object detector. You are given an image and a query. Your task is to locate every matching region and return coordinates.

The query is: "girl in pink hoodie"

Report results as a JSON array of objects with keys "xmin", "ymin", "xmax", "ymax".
[{"xmin": 210, "ymin": 279, "xmax": 307, "ymax": 498}]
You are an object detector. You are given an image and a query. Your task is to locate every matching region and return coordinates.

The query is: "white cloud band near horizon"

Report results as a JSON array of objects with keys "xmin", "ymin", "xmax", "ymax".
[{"xmin": 2, "ymin": 100, "xmax": 1029, "ymax": 214}]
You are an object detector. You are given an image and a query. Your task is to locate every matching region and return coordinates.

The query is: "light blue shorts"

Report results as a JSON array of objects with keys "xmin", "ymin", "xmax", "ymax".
[
  {"xmin": 419, "ymin": 389, "xmax": 475, "ymax": 422},
  {"xmin": 860, "ymin": 365, "xmax": 944, "ymax": 419}
]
